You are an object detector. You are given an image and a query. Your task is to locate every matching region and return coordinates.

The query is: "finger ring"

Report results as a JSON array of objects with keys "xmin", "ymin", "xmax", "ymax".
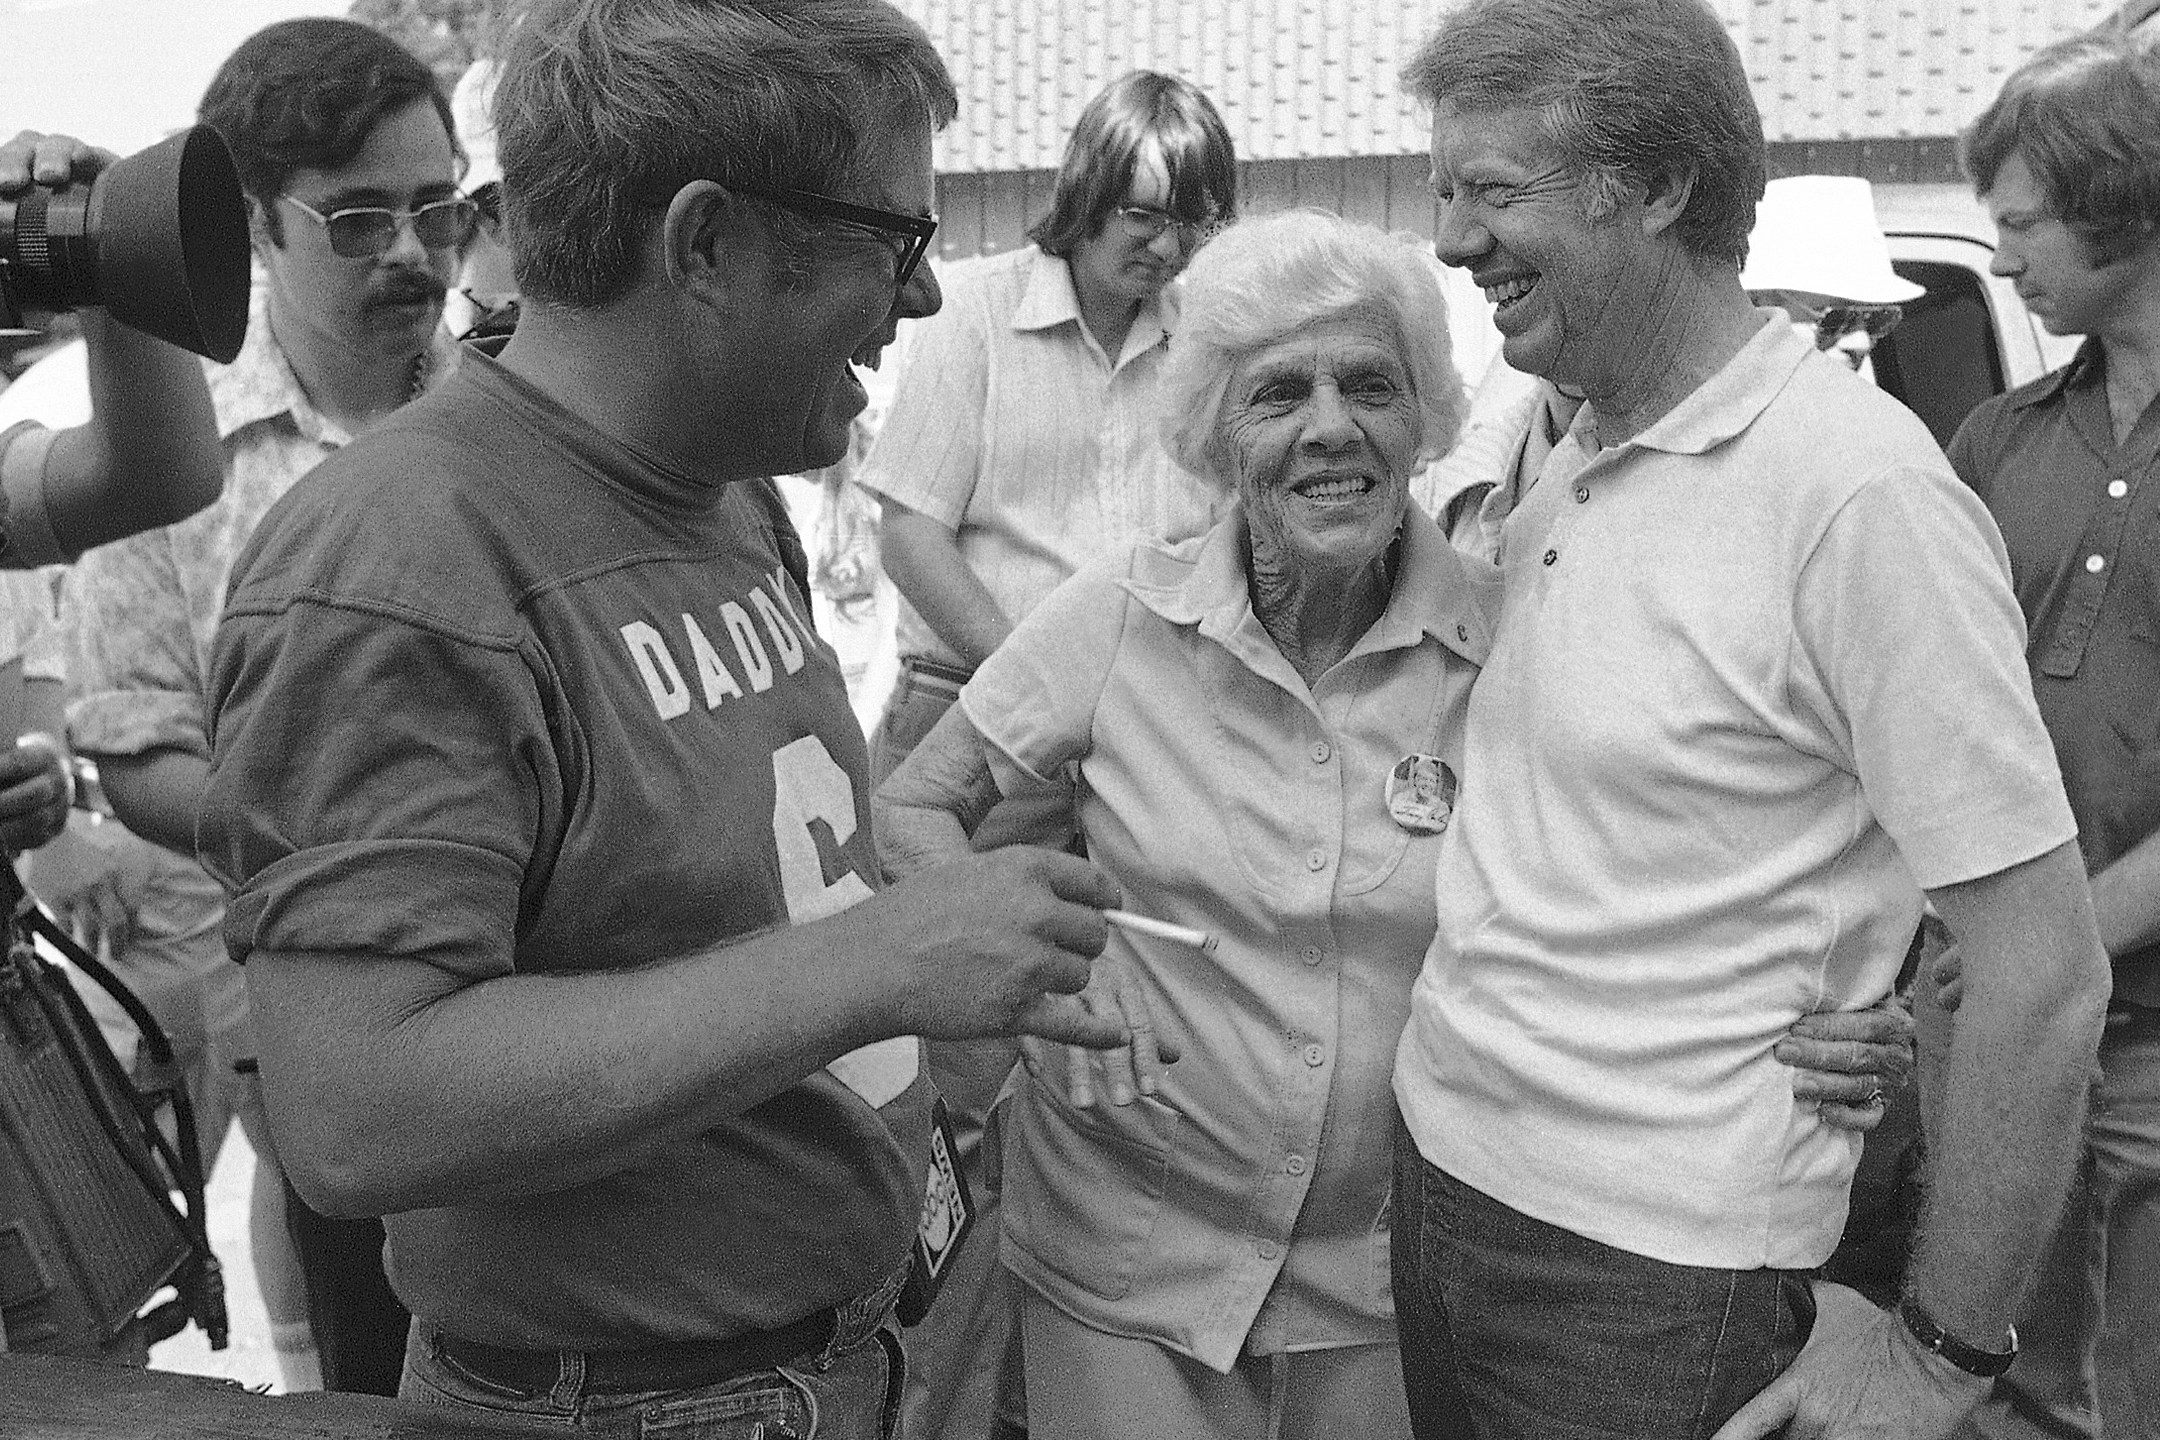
[{"xmin": 1860, "ymin": 1088, "xmax": 1889, "ymax": 1108}]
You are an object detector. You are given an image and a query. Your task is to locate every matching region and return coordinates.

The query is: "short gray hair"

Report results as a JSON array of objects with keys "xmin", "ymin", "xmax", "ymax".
[
  {"xmin": 1160, "ymin": 210, "xmax": 1465, "ymax": 490},
  {"xmin": 1402, "ymin": 0, "xmax": 1764, "ymax": 266},
  {"xmin": 496, "ymin": 0, "xmax": 956, "ymax": 308}
]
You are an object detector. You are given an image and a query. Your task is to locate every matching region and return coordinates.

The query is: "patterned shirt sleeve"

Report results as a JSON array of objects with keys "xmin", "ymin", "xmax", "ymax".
[{"xmin": 63, "ymin": 525, "xmax": 209, "ymax": 757}]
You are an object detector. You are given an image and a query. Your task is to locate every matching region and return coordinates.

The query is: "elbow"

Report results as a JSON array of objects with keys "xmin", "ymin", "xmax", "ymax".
[
  {"xmin": 143, "ymin": 459, "xmax": 225, "ymax": 527},
  {"xmin": 262, "ymin": 1086, "xmax": 448, "ymax": 1218},
  {"xmin": 280, "ymin": 1150, "xmax": 400, "ymax": 1220}
]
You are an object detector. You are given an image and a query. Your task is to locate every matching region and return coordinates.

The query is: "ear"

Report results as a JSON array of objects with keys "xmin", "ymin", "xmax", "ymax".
[
  {"xmin": 660, "ymin": 180, "xmax": 764, "ymax": 309},
  {"xmin": 1640, "ymin": 164, "xmax": 1697, "ymax": 240}
]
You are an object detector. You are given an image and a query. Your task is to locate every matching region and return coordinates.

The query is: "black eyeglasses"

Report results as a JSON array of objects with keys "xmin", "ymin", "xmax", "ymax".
[
  {"xmin": 281, "ymin": 194, "xmax": 480, "ymax": 259},
  {"xmin": 1113, "ymin": 204, "xmax": 1221, "ymax": 245},
  {"xmin": 1805, "ymin": 303, "xmax": 1904, "ymax": 350},
  {"xmin": 735, "ymin": 184, "xmax": 938, "ymax": 287}
]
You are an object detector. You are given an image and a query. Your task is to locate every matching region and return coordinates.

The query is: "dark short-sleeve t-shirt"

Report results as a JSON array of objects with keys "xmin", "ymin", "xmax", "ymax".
[{"xmin": 202, "ymin": 346, "xmax": 931, "ymax": 1347}]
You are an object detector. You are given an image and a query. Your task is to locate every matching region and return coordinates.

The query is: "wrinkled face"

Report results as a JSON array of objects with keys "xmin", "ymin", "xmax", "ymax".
[
  {"xmin": 1428, "ymin": 101, "xmax": 1661, "ymax": 398},
  {"xmin": 1066, "ymin": 148, "xmax": 1205, "ymax": 313},
  {"xmin": 733, "ymin": 110, "xmax": 943, "ymax": 474},
  {"xmin": 1985, "ymin": 150, "xmax": 2134, "ymax": 339},
  {"xmin": 259, "ymin": 98, "xmax": 463, "ymax": 367},
  {"xmin": 1224, "ymin": 312, "xmax": 1421, "ymax": 574}
]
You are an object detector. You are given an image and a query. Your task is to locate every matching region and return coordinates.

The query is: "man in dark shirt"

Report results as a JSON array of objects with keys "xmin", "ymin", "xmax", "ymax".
[{"xmin": 1943, "ymin": 31, "xmax": 2160, "ymax": 1440}]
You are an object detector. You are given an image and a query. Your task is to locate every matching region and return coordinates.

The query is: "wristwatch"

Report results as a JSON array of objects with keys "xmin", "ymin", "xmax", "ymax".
[{"xmin": 1898, "ymin": 1297, "xmax": 2018, "ymax": 1377}]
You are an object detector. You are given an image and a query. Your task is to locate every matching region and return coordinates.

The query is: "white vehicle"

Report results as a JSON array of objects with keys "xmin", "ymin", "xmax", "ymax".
[{"xmin": 1873, "ymin": 183, "xmax": 2080, "ymax": 444}]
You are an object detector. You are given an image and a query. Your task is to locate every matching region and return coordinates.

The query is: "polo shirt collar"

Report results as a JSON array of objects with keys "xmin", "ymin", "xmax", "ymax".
[
  {"xmin": 1009, "ymin": 244, "xmax": 1177, "ymax": 353},
  {"xmin": 1613, "ymin": 309, "xmax": 1809, "ymax": 458},
  {"xmin": 2007, "ymin": 336, "xmax": 2103, "ymax": 411},
  {"xmin": 1119, "ymin": 503, "xmax": 1496, "ymax": 674}
]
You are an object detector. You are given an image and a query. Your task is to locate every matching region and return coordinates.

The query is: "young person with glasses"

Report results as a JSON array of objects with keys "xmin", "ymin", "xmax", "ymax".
[
  {"xmin": 857, "ymin": 68, "xmax": 1236, "ymax": 1440},
  {"xmin": 61, "ymin": 16, "xmax": 470, "ymax": 1397}
]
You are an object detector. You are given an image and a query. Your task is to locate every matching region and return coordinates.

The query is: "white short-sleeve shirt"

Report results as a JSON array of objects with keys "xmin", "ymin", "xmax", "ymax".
[{"xmin": 1394, "ymin": 316, "xmax": 2076, "ymax": 1270}]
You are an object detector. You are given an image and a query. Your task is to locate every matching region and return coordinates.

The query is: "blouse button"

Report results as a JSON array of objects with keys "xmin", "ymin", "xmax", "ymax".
[
  {"xmin": 1456, "ymin": 623, "xmax": 1469, "ymax": 642},
  {"xmin": 1285, "ymin": 1155, "xmax": 1308, "ymax": 1175},
  {"xmin": 1300, "ymin": 945, "xmax": 1323, "ymax": 965},
  {"xmin": 1574, "ymin": 486, "xmax": 1589, "ymax": 503},
  {"xmin": 1310, "ymin": 741, "xmax": 1332, "ymax": 763},
  {"xmin": 2087, "ymin": 554, "xmax": 2107, "ymax": 574},
  {"xmin": 2109, "ymin": 479, "xmax": 2129, "ymax": 499},
  {"xmin": 1303, "ymin": 1043, "xmax": 1326, "ymax": 1067},
  {"xmin": 1258, "ymin": 1240, "xmax": 1281, "ymax": 1261},
  {"xmin": 1306, "ymin": 849, "xmax": 1327, "ymax": 871},
  {"xmin": 1543, "ymin": 549, "xmax": 1559, "ymax": 566}
]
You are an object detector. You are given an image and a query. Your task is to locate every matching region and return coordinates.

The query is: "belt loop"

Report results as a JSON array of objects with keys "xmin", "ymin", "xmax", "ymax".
[{"xmin": 550, "ymin": 1350, "xmax": 587, "ymax": 1410}]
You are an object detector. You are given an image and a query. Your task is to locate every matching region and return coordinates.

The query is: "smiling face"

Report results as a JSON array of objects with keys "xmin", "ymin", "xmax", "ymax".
[
  {"xmin": 1427, "ymin": 101, "xmax": 1664, "ymax": 399},
  {"xmin": 1984, "ymin": 150, "xmax": 2144, "ymax": 340},
  {"xmin": 732, "ymin": 108, "xmax": 943, "ymax": 474},
  {"xmin": 258, "ymin": 97, "xmax": 463, "ymax": 370},
  {"xmin": 1223, "ymin": 311, "xmax": 1422, "ymax": 576}
]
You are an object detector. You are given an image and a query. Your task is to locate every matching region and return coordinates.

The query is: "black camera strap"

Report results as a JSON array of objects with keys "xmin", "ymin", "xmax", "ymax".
[{"xmin": 0, "ymin": 862, "xmax": 227, "ymax": 1352}]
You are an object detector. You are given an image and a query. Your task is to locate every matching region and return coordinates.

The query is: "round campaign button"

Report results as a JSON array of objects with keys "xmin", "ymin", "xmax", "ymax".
[{"xmin": 1385, "ymin": 753, "xmax": 1456, "ymax": 834}]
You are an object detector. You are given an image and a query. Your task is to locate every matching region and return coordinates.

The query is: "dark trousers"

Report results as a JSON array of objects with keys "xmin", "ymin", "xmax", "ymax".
[
  {"xmin": 1389, "ymin": 1115, "xmax": 1813, "ymax": 1440},
  {"xmin": 283, "ymin": 1175, "xmax": 410, "ymax": 1396}
]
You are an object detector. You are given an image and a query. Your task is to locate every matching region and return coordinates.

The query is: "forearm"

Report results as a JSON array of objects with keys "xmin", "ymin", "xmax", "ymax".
[
  {"xmin": 250, "ymin": 842, "xmax": 1123, "ymax": 1217},
  {"xmin": 1909, "ymin": 842, "xmax": 2110, "ymax": 1337},
  {"xmin": 879, "ymin": 504, "xmax": 1013, "ymax": 667},
  {"xmin": 37, "ymin": 311, "xmax": 221, "ymax": 557},
  {"xmin": 252, "ymin": 922, "xmax": 896, "ymax": 1217},
  {"xmin": 2090, "ymin": 826, "xmax": 2160, "ymax": 964},
  {"xmin": 95, "ymin": 747, "xmax": 207, "ymax": 856},
  {"xmin": 872, "ymin": 702, "xmax": 1005, "ymax": 879}
]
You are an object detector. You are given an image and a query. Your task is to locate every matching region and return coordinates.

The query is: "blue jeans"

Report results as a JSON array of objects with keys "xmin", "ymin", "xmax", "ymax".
[
  {"xmin": 1390, "ymin": 1115, "xmax": 1813, "ymax": 1440},
  {"xmin": 399, "ymin": 1321, "xmax": 905, "ymax": 1439}
]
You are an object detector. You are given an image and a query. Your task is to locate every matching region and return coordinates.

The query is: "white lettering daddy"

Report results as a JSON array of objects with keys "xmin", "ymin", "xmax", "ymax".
[
  {"xmin": 621, "ymin": 621, "xmax": 691, "ymax": 719},
  {"xmin": 621, "ymin": 574, "xmax": 818, "ymax": 721}
]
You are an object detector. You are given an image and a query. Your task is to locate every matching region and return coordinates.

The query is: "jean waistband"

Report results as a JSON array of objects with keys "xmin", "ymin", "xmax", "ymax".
[{"xmin": 435, "ymin": 1255, "xmax": 910, "ymax": 1397}]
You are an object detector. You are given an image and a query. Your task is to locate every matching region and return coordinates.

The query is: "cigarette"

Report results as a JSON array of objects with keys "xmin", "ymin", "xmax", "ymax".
[{"xmin": 1104, "ymin": 908, "xmax": 1219, "ymax": 955}]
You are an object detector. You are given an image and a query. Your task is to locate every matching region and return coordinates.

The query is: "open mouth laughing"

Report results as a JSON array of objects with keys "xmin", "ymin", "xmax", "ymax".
[
  {"xmin": 1293, "ymin": 472, "xmax": 1378, "ymax": 504},
  {"xmin": 1484, "ymin": 274, "xmax": 1537, "ymax": 316}
]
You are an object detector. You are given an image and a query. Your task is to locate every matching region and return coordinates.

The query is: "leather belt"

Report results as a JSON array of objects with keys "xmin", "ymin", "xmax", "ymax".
[
  {"xmin": 436, "ymin": 1306, "xmax": 837, "ymax": 1396},
  {"xmin": 900, "ymin": 655, "xmax": 975, "ymax": 689}
]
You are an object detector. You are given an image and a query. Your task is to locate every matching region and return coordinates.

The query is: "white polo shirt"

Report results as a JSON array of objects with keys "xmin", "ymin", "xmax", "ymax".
[{"xmin": 1393, "ymin": 316, "xmax": 2075, "ymax": 1270}]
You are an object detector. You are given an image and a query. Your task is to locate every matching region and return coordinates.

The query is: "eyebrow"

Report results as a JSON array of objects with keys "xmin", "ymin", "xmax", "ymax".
[{"xmin": 314, "ymin": 182, "xmax": 460, "ymax": 210}]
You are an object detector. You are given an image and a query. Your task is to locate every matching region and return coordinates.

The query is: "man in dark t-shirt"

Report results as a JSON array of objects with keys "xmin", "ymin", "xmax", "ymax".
[
  {"xmin": 1938, "ymin": 32, "xmax": 2160, "ymax": 1440},
  {"xmin": 199, "ymin": 3, "xmax": 1133, "ymax": 1433}
]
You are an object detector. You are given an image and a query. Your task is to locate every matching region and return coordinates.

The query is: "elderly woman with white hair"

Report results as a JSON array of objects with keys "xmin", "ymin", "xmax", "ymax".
[
  {"xmin": 877, "ymin": 209, "xmax": 1908, "ymax": 1440},
  {"xmin": 878, "ymin": 208, "xmax": 1475, "ymax": 1439}
]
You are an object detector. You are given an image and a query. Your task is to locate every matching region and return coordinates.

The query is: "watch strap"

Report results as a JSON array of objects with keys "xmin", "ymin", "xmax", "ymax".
[{"xmin": 1898, "ymin": 1297, "xmax": 2017, "ymax": 1378}]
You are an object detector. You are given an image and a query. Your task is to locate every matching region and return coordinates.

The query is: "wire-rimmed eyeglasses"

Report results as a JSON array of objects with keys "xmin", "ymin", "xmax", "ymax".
[
  {"xmin": 1113, "ymin": 204, "xmax": 1222, "ymax": 246},
  {"xmin": 279, "ymin": 194, "xmax": 480, "ymax": 259}
]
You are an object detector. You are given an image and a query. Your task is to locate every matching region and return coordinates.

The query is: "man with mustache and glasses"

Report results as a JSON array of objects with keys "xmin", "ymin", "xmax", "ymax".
[{"xmin": 60, "ymin": 16, "xmax": 473, "ymax": 1397}]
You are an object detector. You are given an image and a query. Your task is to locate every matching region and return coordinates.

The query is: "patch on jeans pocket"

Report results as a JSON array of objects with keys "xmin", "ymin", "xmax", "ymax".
[{"xmin": 635, "ymin": 1365, "xmax": 815, "ymax": 1438}]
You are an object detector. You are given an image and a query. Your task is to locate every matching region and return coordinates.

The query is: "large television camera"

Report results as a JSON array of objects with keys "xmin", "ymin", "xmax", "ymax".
[{"xmin": 0, "ymin": 124, "xmax": 248, "ymax": 364}]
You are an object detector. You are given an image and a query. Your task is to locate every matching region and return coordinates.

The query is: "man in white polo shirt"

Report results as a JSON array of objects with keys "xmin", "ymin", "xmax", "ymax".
[{"xmin": 1388, "ymin": 3, "xmax": 2112, "ymax": 1439}]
